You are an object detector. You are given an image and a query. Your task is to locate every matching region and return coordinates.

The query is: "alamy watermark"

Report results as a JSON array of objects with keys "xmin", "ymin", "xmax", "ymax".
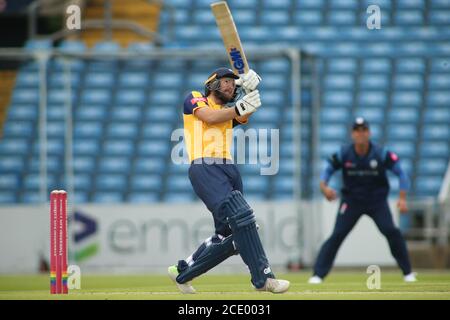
[
  {"xmin": 67, "ymin": 265, "xmax": 81, "ymax": 290},
  {"xmin": 366, "ymin": 5, "xmax": 381, "ymax": 30},
  {"xmin": 171, "ymin": 123, "xmax": 280, "ymax": 176},
  {"xmin": 366, "ymin": 265, "xmax": 381, "ymax": 289},
  {"xmin": 66, "ymin": 5, "xmax": 81, "ymax": 30}
]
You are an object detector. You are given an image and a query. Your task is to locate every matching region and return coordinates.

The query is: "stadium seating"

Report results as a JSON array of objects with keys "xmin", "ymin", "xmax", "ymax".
[{"xmin": 0, "ymin": 0, "xmax": 449, "ymax": 204}]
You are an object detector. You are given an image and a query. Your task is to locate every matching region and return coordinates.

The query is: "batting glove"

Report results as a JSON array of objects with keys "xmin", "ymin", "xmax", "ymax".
[
  {"xmin": 234, "ymin": 90, "xmax": 261, "ymax": 116},
  {"xmin": 235, "ymin": 69, "xmax": 262, "ymax": 92}
]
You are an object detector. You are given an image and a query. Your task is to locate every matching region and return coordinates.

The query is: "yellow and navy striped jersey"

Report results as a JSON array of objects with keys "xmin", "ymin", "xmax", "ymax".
[{"xmin": 183, "ymin": 91, "xmax": 246, "ymax": 163}]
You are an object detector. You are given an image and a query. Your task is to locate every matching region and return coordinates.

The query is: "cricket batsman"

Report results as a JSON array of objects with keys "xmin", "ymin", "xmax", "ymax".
[{"xmin": 168, "ymin": 67, "xmax": 290, "ymax": 294}]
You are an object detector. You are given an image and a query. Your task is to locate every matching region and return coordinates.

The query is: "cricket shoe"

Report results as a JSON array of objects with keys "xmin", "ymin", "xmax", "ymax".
[
  {"xmin": 255, "ymin": 278, "xmax": 290, "ymax": 294},
  {"xmin": 308, "ymin": 275, "xmax": 323, "ymax": 284},
  {"xmin": 404, "ymin": 272, "xmax": 418, "ymax": 282},
  {"xmin": 168, "ymin": 265, "xmax": 196, "ymax": 294}
]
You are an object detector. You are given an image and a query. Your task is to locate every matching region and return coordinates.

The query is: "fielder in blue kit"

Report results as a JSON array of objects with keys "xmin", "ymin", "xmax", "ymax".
[{"xmin": 309, "ymin": 117, "xmax": 417, "ymax": 284}]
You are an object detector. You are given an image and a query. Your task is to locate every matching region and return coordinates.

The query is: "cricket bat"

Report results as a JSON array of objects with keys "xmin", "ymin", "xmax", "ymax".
[{"xmin": 211, "ymin": 1, "xmax": 249, "ymax": 75}]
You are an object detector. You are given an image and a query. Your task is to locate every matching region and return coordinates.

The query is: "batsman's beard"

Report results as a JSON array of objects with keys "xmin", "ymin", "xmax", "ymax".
[{"xmin": 215, "ymin": 89, "xmax": 234, "ymax": 104}]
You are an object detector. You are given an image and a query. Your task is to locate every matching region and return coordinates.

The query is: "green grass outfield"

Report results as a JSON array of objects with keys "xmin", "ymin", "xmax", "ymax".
[{"xmin": 0, "ymin": 270, "xmax": 449, "ymax": 300}]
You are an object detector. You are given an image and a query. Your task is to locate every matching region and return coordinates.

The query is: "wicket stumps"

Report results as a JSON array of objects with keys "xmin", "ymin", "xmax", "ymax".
[{"xmin": 50, "ymin": 190, "xmax": 68, "ymax": 294}]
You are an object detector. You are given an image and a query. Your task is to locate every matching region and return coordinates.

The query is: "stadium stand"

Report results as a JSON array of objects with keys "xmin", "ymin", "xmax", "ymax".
[{"xmin": 0, "ymin": 0, "xmax": 449, "ymax": 204}]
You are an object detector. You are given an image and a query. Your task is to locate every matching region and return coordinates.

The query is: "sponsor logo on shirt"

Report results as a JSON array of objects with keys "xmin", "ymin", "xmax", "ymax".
[
  {"xmin": 347, "ymin": 170, "xmax": 379, "ymax": 177},
  {"xmin": 191, "ymin": 97, "xmax": 208, "ymax": 105},
  {"xmin": 345, "ymin": 161, "xmax": 355, "ymax": 168},
  {"xmin": 390, "ymin": 152, "xmax": 398, "ymax": 161}
]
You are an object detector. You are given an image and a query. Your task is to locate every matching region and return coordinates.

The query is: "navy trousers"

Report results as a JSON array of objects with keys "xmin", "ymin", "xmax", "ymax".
[
  {"xmin": 313, "ymin": 199, "xmax": 412, "ymax": 278},
  {"xmin": 189, "ymin": 158, "xmax": 243, "ymax": 236},
  {"xmin": 178, "ymin": 159, "xmax": 273, "ymax": 288}
]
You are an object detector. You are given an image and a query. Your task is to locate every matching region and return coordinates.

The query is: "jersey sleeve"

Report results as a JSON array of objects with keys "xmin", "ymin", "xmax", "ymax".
[
  {"xmin": 320, "ymin": 162, "xmax": 336, "ymax": 184},
  {"xmin": 183, "ymin": 91, "xmax": 209, "ymax": 115},
  {"xmin": 320, "ymin": 151, "xmax": 342, "ymax": 183},
  {"xmin": 383, "ymin": 149, "xmax": 400, "ymax": 169},
  {"xmin": 328, "ymin": 151, "xmax": 342, "ymax": 170},
  {"xmin": 384, "ymin": 149, "xmax": 410, "ymax": 191}
]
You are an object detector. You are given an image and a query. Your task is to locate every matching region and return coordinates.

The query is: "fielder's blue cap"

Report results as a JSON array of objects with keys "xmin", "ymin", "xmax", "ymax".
[{"xmin": 352, "ymin": 117, "xmax": 370, "ymax": 130}]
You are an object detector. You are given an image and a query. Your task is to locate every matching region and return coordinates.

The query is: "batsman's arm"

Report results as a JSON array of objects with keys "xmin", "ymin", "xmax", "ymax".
[
  {"xmin": 195, "ymin": 107, "xmax": 238, "ymax": 125},
  {"xmin": 195, "ymin": 90, "xmax": 261, "ymax": 125},
  {"xmin": 235, "ymin": 114, "xmax": 250, "ymax": 124}
]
